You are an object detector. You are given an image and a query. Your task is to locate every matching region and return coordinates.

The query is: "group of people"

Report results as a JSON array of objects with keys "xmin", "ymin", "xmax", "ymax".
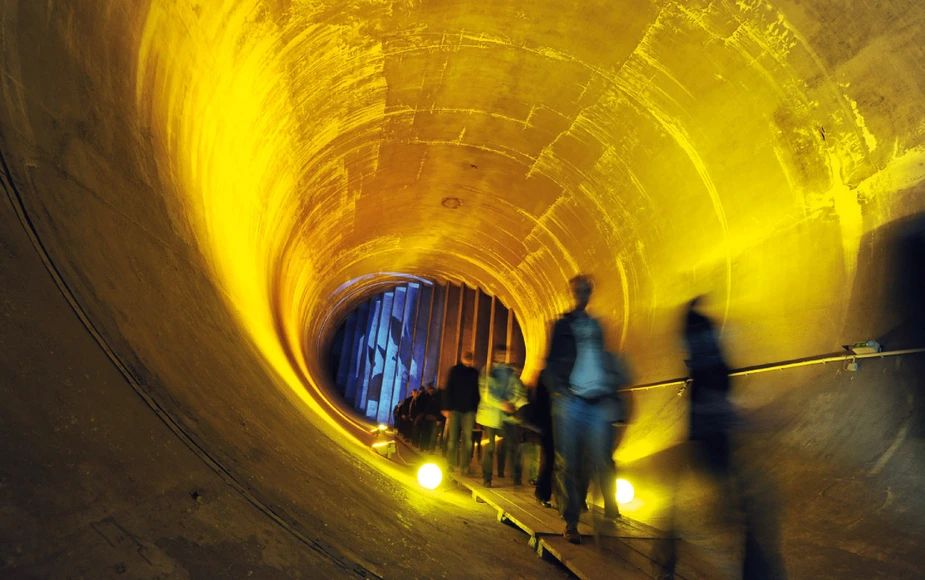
[
  {"xmin": 392, "ymin": 274, "xmax": 783, "ymax": 578},
  {"xmin": 449, "ymin": 275, "xmax": 630, "ymax": 547},
  {"xmin": 393, "ymin": 382, "xmax": 442, "ymax": 451},
  {"xmin": 391, "ymin": 275, "xmax": 630, "ymax": 544}
]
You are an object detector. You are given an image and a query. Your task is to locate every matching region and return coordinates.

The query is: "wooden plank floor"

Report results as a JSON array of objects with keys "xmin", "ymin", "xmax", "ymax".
[
  {"xmin": 453, "ymin": 472, "xmax": 666, "ymax": 539},
  {"xmin": 449, "ymin": 472, "xmax": 724, "ymax": 579},
  {"xmin": 397, "ymin": 438, "xmax": 726, "ymax": 579},
  {"xmin": 538, "ymin": 535, "xmax": 651, "ymax": 580}
]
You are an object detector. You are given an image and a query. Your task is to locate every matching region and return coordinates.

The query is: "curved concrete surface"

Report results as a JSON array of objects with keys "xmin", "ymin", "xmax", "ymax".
[{"xmin": 2, "ymin": 0, "xmax": 925, "ymax": 577}]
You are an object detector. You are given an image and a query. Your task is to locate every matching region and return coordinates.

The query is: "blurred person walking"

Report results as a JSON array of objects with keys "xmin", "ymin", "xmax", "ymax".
[
  {"xmin": 544, "ymin": 275, "xmax": 627, "ymax": 544},
  {"xmin": 476, "ymin": 345, "xmax": 527, "ymax": 487},
  {"xmin": 655, "ymin": 297, "xmax": 785, "ymax": 579},
  {"xmin": 530, "ymin": 372, "xmax": 557, "ymax": 508}
]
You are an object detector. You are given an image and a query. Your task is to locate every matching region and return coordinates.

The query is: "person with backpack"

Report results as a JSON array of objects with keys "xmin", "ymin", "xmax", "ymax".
[
  {"xmin": 476, "ymin": 344, "xmax": 527, "ymax": 487},
  {"xmin": 544, "ymin": 274, "xmax": 628, "ymax": 544}
]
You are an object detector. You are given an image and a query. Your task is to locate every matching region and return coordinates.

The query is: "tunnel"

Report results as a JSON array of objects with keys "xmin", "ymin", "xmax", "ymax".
[
  {"xmin": 327, "ymin": 281, "xmax": 527, "ymax": 424},
  {"xmin": 2, "ymin": 0, "xmax": 925, "ymax": 578}
]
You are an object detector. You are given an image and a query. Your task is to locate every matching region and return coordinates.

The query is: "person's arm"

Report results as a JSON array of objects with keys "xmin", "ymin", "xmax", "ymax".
[
  {"xmin": 443, "ymin": 367, "xmax": 458, "ymax": 411},
  {"xmin": 544, "ymin": 318, "xmax": 572, "ymax": 394},
  {"xmin": 440, "ymin": 387, "xmax": 450, "ymax": 417},
  {"xmin": 510, "ymin": 375, "xmax": 528, "ymax": 410},
  {"xmin": 470, "ymin": 369, "xmax": 481, "ymax": 410},
  {"xmin": 544, "ymin": 318, "xmax": 567, "ymax": 368},
  {"xmin": 610, "ymin": 352, "xmax": 633, "ymax": 388}
]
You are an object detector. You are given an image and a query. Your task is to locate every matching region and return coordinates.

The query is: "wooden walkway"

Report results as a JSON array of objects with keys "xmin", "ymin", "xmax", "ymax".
[{"xmin": 450, "ymin": 472, "xmax": 725, "ymax": 580}]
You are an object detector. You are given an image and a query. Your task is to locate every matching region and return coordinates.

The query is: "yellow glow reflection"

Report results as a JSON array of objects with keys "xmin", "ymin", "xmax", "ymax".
[
  {"xmin": 136, "ymin": 0, "xmax": 372, "ymax": 445},
  {"xmin": 130, "ymin": 0, "xmax": 925, "ymax": 489},
  {"xmin": 616, "ymin": 478, "xmax": 635, "ymax": 504},
  {"xmin": 417, "ymin": 463, "xmax": 443, "ymax": 490}
]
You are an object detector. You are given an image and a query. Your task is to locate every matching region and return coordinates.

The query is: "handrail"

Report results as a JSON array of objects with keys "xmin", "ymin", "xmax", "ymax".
[{"xmin": 622, "ymin": 347, "xmax": 925, "ymax": 393}]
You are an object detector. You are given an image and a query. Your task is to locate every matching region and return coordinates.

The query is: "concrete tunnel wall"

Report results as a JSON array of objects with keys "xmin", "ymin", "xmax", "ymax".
[{"xmin": 2, "ymin": 0, "xmax": 925, "ymax": 577}]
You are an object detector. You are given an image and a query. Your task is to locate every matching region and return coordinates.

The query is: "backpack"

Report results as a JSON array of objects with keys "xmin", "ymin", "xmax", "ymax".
[{"xmin": 603, "ymin": 351, "xmax": 631, "ymax": 423}]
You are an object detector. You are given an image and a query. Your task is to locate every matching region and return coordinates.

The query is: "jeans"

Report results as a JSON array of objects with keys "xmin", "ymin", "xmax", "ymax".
[
  {"xmin": 522, "ymin": 441, "xmax": 540, "ymax": 482},
  {"xmin": 411, "ymin": 416, "xmax": 423, "ymax": 447},
  {"xmin": 482, "ymin": 427, "xmax": 501, "ymax": 482},
  {"xmin": 501, "ymin": 422, "xmax": 523, "ymax": 483},
  {"xmin": 446, "ymin": 411, "xmax": 475, "ymax": 472},
  {"xmin": 481, "ymin": 422, "xmax": 523, "ymax": 483},
  {"xmin": 414, "ymin": 416, "xmax": 437, "ymax": 451},
  {"xmin": 553, "ymin": 395, "xmax": 619, "ymax": 526}
]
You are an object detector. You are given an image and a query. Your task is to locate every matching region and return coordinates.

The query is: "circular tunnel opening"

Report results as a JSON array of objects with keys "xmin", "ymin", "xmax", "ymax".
[{"xmin": 326, "ymin": 279, "xmax": 525, "ymax": 425}]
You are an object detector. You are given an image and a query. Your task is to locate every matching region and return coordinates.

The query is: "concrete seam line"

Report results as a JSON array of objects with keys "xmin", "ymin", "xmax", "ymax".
[
  {"xmin": 0, "ymin": 142, "xmax": 380, "ymax": 579},
  {"xmin": 868, "ymin": 420, "xmax": 911, "ymax": 476}
]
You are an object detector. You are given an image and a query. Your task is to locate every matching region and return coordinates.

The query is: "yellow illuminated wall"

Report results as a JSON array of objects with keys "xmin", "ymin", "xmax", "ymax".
[
  {"xmin": 134, "ymin": 0, "xmax": 924, "ymax": 460},
  {"xmin": 4, "ymin": 0, "xmax": 924, "ymax": 466}
]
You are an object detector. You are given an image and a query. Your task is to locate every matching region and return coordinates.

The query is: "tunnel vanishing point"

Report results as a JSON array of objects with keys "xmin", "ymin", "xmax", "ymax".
[{"xmin": 2, "ymin": 1, "xmax": 925, "ymax": 578}]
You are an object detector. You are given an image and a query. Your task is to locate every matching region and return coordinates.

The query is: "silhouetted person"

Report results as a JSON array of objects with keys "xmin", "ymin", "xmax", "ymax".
[
  {"xmin": 684, "ymin": 297, "xmax": 734, "ymax": 470},
  {"xmin": 410, "ymin": 387, "xmax": 429, "ymax": 448},
  {"xmin": 398, "ymin": 391, "xmax": 415, "ymax": 439},
  {"xmin": 657, "ymin": 297, "xmax": 785, "ymax": 580},
  {"xmin": 412, "ymin": 383, "xmax": 440, "ymax": 452},
  {"xmin": 392, "ymin": 400, "xmax": 402, "ymax": 434},
  {"xmin": 423, "ymin": 383, "xmax": 442, "ymax": 452},
  {"xmin": 476, "ymin": 345, "xmax": 526, "ymax": 487},
  {"xmin": 443, "ymin": 352, "xmax": 481, "ymax": 475},
  {"xmin": 531, "ymin": 371, "xmax": 556, "ymax": 508},
  {"xmin": 890, "ymin": 216, "xmax": 925, "ymax": 435},
  {"xmin": 520, "ymin": 384, "xmax": 541, "ymax": 486},
  {"xmin": 545, "ymin": 275, "xmax": 623, "ymax": 544}
]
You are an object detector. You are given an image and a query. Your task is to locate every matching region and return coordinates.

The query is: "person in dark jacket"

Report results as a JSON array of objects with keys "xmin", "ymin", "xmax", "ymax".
[
  {"xmin": 545, "ymin": 275, "xmax": 623, "ymax": 544},
  {"xmin": 531, "ymin": 371, "xmax": 556, "ymax": 508},
  {"xmin": 395, "ymin": 392, "xmax": 414, "ymax": 439},
  {"xmin": 656, "ymin": 297, "xmax": 785, "ymax": 580},
  {"xmin": 683, "ymin": 296, "xmax": 735, "ymax": 468},
  {"xmin": 442, "ymin": 352, "xmax": 481, "ymax": 474},
  {"xmin": 424, "ymin": 383, "xmax": 443, "ymax": 452},
  {"xmin": 412, "ymin": 383, "xmax": 441, "ymax": 452},
  {"xmin": 410, "ymin": 387, "xmax": 429, "ymax": 448}
]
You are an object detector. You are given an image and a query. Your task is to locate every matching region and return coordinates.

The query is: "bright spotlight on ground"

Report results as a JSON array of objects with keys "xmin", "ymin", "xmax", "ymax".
[
  {"xmin": 417, "ymin": 463, "xmax": 443, "ymax": 490},
  {"xmin": 616, "ymin": 478, "xmax": 635, "ymax": 504},
  {"xmin": 377, "ymin": 424, "xmax": 387, "ymax": 431}
]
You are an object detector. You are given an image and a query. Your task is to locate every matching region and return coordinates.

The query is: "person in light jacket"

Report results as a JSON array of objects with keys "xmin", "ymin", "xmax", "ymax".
[{"xmin": 476, "ymin": 344, "xmax": 527, "ymax": 488}]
